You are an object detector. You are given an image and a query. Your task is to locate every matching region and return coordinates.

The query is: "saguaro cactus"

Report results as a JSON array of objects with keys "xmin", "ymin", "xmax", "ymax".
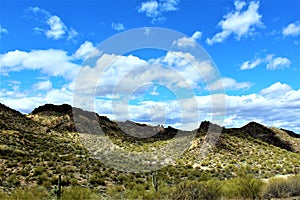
[
  {"xmin": 152, "ymin": 171, "xmax": 158, "ymax": 193},
  {"xmin": 55, "ymin": 174, "xmax": 62, "ymax": 198}
]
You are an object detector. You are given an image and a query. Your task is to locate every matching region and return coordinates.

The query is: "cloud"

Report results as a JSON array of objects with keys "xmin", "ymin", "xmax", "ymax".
[
  {"xmin": 139, "ymin": 1, "xmax": 159, "ymax": 18},
  {"xmin": 240, "ymin": 53, "xmax": 291, "ymax": 71},
  {"xmin": 33, "ymin": 80, "xmax": 53, "ymax": 91},
  {"xmin": 234, "ymin": 1, "xmax": 246, "ymax": 11},
  {"xmin": 224, "ymin": 82, "xmax": 300, "ymax": 132},
  {"xmin": 208, "ymin": 77, "xmax": 251, "ymax": 91},
  {"xmin": 72, "ymin": 50, "xmax": 218, "ymax": 104},
  {"xmin": 0, "ymin": 49, "xmax": 80, "ymax": 79},
  {"xmin": 27, "ymin": 6, "xmax": 50, "ymax": 20},
  {"xmin": 43, "ymin": 83, "xmax": 300, "ymax": 133},
  {"xmin": 152, "ymin": 51, "xmax": 217, "ymax": 85},
  {"xmin": 260, "ymin": 82, "xmax": 292, "ymax": 98},
  {"xmin": 67, "ymin": 28, "xmax": 79, "ymax": 41},
  {"xmin": 173, "ymin": 31, "xmax": 202, "ymax": 48},
  {"xmin": 240, "ymin": 58, "xmax": 263, "ymax": 70},
  {"xmin": 111, "ymin": 22, "xmax": 125, "ymax": 31},
  {"xmin": 0, "ymin": 87, "xmax": 73, "ymax": 114},
  {"xmin": 45, "ymin": 16, "xmax": 67, "ymax": 40},
  {"xmin": 28, "ymin": 6, "xmax": 78, "ymax": 41},
  {"xmin": 282, "ymin": 21, "xmax": 300, "ymax": 37},
  {"xmin": 266, "ymin": 56, "xmax": 290, "ymax": 70},
  {"xmin": 138, "ymin": 0, "xmax": 180, "ymax": 23},
  {"xmin": 2, "ymin": 79, "xmax": 300, "ymax": 133},
  {"xmin": 74, "ymin": 41, "xmax": 101, "ymax": 60},
  {"xmin": 0, "ymin": 25, "xmax": 8, "ymax": 37},
  {"xmin": 206, "ymin": 1, "xmax": 263, "ymax": 45}
]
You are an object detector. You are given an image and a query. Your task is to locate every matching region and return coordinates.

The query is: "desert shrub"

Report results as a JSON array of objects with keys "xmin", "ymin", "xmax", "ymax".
[
  {"xmin": 288, "ymin": 174, "xmax": 300, "ymax": 196},
  {"xmin": 171, "ymin": 180, "xmax": 222, "ymax": 200},
  {"xmin": 90, "ymin": 173, "xmax": 106, "ymax": 186},
  {"xmin": 8, "ymin": 186, "xmax": 50, "ymax": 200},
  {"xmin": 37, "ymin": 173, "xmax": 48, "ymax": 185},
  {"xmin": 61, "ymin": 176, "xmax": 71, "ymax": 186},
  {"xmin": 0, "ymin": 168, "xmax": 5, "ymax": 176},
  {"xmin": 106, "ymin": 185, "xmax": 125, "ymax": 199},
  {"xmin": 70, "ymin": 178, "xmax": 79, "ymax": 186},
  {"xmin": 222, "ymin": 175, "xmax": 264, "ymax": 199},
  {"xmin": 124, "ymin": 184, "xmax": 148, "ymax": 199},
  {"xmin": 60, "ymin": 186, "xmax": 101, "ymax": 200},
  {"xmin": 0, "ymin": 190, "xmax": 9, "ymax": 200},
  {"xmin": 262, "ymin": 175, "xmax": 300, "ymax": 198},
  {"xmin": 262, "ymin": 177, "xmax": 290, "ymax": 198},
  {"xmin": 33, "ymin": 166, "xmax": 46, "ymax": 176},
  {"xmin": 18, "ymin": 168, "xmax": 30, "ymax": 176},
  {"xmin": 237, "ymin": 176, "xmax": 264, "ymax": 199},
  {"xmin": 6, "ymin": 174, "xmax": 20, "ymax": 187},
  {"xmin": 204, "ymin": 179, "xmax": 222, "ymax": 200},
  {"xmin": 123, "ymin": 182, "xmax": 170, "ymax": 200}
]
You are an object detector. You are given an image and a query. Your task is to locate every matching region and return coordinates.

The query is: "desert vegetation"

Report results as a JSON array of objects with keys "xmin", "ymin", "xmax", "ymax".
[
  {"xmin": 0, "ymin": 174, "xmax": 300, "ymax": 199},
  {"xmin": 1, "ymin": 103, "xmax": 300, "ymax": 199}
]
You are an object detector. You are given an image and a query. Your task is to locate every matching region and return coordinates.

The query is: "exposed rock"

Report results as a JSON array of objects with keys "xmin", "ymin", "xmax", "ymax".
[
  {"xmin": 281, "ymin": 128, "xmax": 300, "ymax": 139},
  {"xmin": 235, "ymin": 121, "xmax": 294, "ymax": 152},
  {"xmin": 31, "ymin": 103, "xmax": 72, "ymax": 116}
]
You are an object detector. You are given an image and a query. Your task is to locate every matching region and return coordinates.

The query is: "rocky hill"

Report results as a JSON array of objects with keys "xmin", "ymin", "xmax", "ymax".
[{"xmin": 1, "ymin": 103, "xmax": 300, "ymax": 197}]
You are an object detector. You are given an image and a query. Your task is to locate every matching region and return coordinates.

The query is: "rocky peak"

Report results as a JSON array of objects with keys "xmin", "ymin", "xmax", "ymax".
[
  {"xmin": 240, "ymin": 121, "xmax": 293, "ymax": 151},
  {"xmin": 197, "ymin": 121, "xmax": 224, "ymax": 136},
  {"xmin": 240, "ymin": 121, "xmax": 275, "ymax": 137},
  {"xmin": 31, "ymin": 104, "xmax": 73, "ymax": 116},
  {"xmin": 280, "ymin": 128, "xmax": 300, "ymax": 139}
]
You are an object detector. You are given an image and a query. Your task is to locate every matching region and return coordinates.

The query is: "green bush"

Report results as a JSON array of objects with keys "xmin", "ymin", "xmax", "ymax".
[
  {"xmin": 222, "ymin": 175, "xmax": 264, "ymax": 199},
  {"xmin": 33, "ymin": 166, "xmax": 46, "ymax": 176},
  {"xmin": 262, "ymin": 175, "xmax": 300, "ymax": 198},
  {"xmin": 60, "ymin": 186, "xmax": 101, "ymax": 200},
  {"xmin": 288, "ymin": 174, "xmax": 300, "ymax": 196},
  {"xmin": 6, "ymin": 174, "xmax": 20, "ymax": 187},
  {"xmin": 171, "ymin": 180, "xmax": 222, "ymax": 200},
  {"xmin": 4, "ymin": 186, "xmax": 50, "ymax": 200},
  {"xmin": 204, "ymin": 179, "xmax": 222, "ymax": 200},
  {"xmin": 0, "ymin": 191, "xmax": 9, "ymax": 200},
  {"xmin": 106, "ymin": 185, "xmax": 126, "ymax": 199},
  {"xmin": 90, "ymin": 173, "xmax": 106, "ymax": 186},
  {"xmin": 37, "ymin": 173, "xmax": 48, "ymax": 185}
]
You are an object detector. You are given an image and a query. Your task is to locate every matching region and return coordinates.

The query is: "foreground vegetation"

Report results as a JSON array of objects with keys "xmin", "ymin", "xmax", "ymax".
[
  {"xmin": 0, "ymin": 174, "xmax": 300, "ymax": 199},
  {"xmin": 1, "ymin": 103, "xmax": 300, "ymax": 199}
]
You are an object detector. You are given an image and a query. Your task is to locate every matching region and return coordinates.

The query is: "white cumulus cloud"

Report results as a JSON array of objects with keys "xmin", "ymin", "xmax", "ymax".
[
  {"xmin": 208, "ymin": 77, "xmax": 251, "ymax": 91},
  {"xmin": 0, "ymin": 49, "xmax": 80, "ymax": 79},
  {"xmin": 33, "ymin": 80, "xmax": 53, "ymax": 91},
  {"xmin": 74, "ymin": 41, "xmax": 101, "ymax": 60},
  {"xmin": 138, "ymin": 0, "xmax": 180, "ymax": 23},
  {"xmin": 206, "ymin": 0, "xmax": 263, "ymax": 45},
  {"xmin": 240, "ymin": 58, "xmax": 263, "ymax": 70},
  {"xmin": 240, "ymin": 54, "xmax": 290, "ymax": 71},
  {"xmin": 266, "ymin": 56, "xmax": 290, "ymax": 70},
  {"xmin": 224, "ymin": 83, "xmax": 300, "ymax": 132},
  {"xmin": 45, "ymin": 16, "xmax": 67, "ymax": 40},
  {"xmin": 282, "ymin": 21, "xmax": 300, "ymax": 37},
  {"xmin": 28, "ymin": 6, "xmax": 78, "ymax": 41},
  {"xmin": 173, "ymin": 31, "xmax": 202, "ymax": 48},
  {"xmin": 260, "ymin": 82, "xmax": 292, "ymax": 98}
]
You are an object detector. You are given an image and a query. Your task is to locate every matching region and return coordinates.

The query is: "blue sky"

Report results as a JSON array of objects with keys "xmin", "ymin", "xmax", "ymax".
[{"xmin": 0, "ymin": 0, "xmax": 300, "ymax": 132}]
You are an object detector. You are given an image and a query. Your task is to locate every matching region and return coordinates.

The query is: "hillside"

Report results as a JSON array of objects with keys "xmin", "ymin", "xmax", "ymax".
[{"xmin": 1, "ymin": 103, "xmax": 300, "ymax": 199}]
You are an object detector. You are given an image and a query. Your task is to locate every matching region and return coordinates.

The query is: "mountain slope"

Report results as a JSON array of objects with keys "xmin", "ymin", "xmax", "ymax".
[{"xmin": 0, "ymin": 103, "xmax": 300, "ymax": 192}]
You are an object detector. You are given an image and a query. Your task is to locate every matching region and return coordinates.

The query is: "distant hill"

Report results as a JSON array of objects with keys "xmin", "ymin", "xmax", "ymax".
[{"xmin": 1, "ymin": 103, "xmax": 300, "ymax": 192}]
